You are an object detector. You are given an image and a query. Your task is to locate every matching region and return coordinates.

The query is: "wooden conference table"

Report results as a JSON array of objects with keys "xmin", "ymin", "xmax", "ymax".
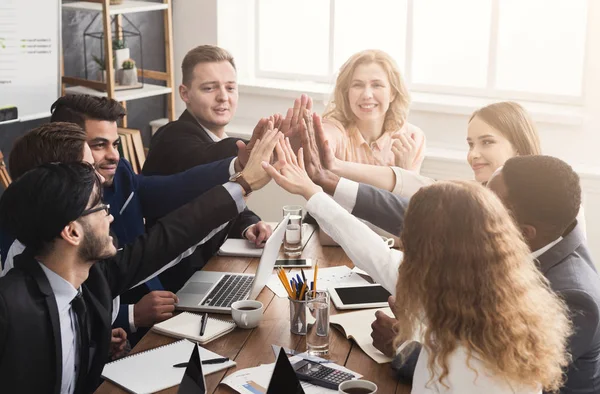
[{"xmin": 96, "ymin": 226, "xmax": 411, "ymax": 394}]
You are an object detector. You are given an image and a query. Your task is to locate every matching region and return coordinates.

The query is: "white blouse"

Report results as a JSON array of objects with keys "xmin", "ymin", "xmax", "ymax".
[{"xmin": 412, "ymin": 346, "xmax": 542, "ymax": 394}]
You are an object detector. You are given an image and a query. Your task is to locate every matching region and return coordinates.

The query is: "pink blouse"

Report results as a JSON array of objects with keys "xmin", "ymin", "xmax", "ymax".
[{"xmin": 323, "ymin": 119, "xmax": 426, "ymax": 173}]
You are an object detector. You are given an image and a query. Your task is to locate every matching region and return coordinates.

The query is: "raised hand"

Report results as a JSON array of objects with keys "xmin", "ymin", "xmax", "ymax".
[
  {"xmin": 236, "ymin": 116, "xmax": 272, "ymax": 170},
  {"xmin": 280, "ymin": 94, "xmax": 313, "ymax": 152},
  {"xmin": 261, "ymin": 138, "xmax": 323, "ymax": 200},
  {"xmin": 240, "ymin": 125, "xmax": 284, "ymax": 191},
  {"xmin": 299, "ymin": 111, "xmax": 340, "ymax": 194},
  {"xmin": 391, "ymin": 133, "xmax": 419, "ymax": 171}
]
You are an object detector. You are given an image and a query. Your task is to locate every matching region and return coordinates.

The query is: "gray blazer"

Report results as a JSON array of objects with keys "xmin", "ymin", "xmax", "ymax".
[
  {"xmin": 538, "ymin": 223, "xmax": 600, "ymax": 393},
  {"xmin": 351, "ymin": 184, "xmax": 600, "ymax": 392},
  {"xmin": 351, "ymin": 183, "xmax": 408, "ymax": 236}
]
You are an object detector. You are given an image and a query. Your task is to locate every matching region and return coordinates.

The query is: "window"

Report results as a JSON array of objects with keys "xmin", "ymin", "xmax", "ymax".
[{"xmin": 247, "ymin": 0, "xmax": 589, "ymax": 104}]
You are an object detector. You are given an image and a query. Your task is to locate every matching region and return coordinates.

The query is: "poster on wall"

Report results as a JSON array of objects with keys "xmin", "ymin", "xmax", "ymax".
[{"xmin": 0, "ymin": 0, "xmax": 60, "ymax": 123}]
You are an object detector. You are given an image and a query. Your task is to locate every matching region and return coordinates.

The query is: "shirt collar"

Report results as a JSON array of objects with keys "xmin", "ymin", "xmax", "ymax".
[
  {"xmin": 351, "ymin": 127, "xmax": 390, "ymax": 151},
  {"xmin": 531, "ymin": 237, "xmax": 563, "ymax": 259},
  {"xmin": 189, "ymin": 112, "xmax": 228, "ymax": 141},
  {"xmin": 38, "ymin": 262, "xmax": 80, "ymax": 313}
]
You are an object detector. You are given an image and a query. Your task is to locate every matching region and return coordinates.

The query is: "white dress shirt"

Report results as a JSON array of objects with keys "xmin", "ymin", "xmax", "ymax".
[
  {"xmin": 412, "ymin": 346, "xmax": 541, "ymax": 394},
  {"xmin": 306, "ymin": 191, "xmax": 402, "ymax": 295},
  {"xmin": 38, "ymin": 263, "xmax": 80, "ymax": 394}
]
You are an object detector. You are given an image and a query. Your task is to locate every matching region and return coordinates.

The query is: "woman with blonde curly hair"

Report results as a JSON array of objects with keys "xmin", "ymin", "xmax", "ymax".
[
  {"xmin": 394, "ymin": 181, "xmax": 571, "ymax": 393},
  {"xmin": 322, "ymin": 49, "xmax": 426, "ymax": 172}
]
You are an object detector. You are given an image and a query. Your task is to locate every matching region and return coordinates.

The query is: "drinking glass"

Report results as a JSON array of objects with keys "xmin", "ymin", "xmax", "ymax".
[
  {"xmin": 283, "ymin": 205, "xmax": 303, "ymax": 257},
  {"xmin": 306, "ymin": 290, "xmax": 330, "ymax": 356}
]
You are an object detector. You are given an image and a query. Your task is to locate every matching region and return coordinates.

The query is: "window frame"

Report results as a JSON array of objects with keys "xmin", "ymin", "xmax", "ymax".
[{"xmin": 254, "ymin": 0, "xmax": 590, "ymax": 106}]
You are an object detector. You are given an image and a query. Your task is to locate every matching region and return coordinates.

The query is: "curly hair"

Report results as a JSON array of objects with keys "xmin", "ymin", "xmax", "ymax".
[
  {"xmin": 470, "ymin": 101, "xmax": 541, "ymax": 156},
  {"xmin": 323, "ymin": 49, "xmax": 410, "ymax": 134},
  {"xmin": 393, "ymin": 181, "xmax": 571, "ymax": 392},
  {"xmin": 502, "ymin": 155, "xmax": 581, "ymax": 239}
]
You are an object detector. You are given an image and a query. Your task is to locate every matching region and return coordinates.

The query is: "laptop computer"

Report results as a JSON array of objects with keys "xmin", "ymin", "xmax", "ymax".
[
  {"xmin": 176, "ymin": 215, "xmax": 288, "ymax": 314},
  {"xmin": 177, "ymin": 344, "xmax": 207, "ymax": 394}
]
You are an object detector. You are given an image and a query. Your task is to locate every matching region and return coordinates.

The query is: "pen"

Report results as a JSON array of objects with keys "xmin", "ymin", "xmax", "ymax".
[
  {"xmin": 200, "ymin": 312, "xmax": 208, "ymax": 337},
  {"xmin": 173, "ymin": 357, "xmax": 230, "ymax": 368},
  {"xmin": 119, "ymin": 192, "xmax": 134, "ymax": 215}
]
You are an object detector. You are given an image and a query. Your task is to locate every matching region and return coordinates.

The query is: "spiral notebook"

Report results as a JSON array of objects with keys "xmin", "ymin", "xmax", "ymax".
[
  {"xmin": 101, "ymin": 339, "xmax": 236, "ymax": 394},
  {"xmin": 152, "ymin": 312, "xmax": 237, "ymax": 345}
]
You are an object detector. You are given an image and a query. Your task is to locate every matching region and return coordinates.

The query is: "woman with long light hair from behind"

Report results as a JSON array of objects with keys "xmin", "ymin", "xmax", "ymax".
[{"xmin": 395, "ymin": 181, "xmax": 571, "ymax": 393}]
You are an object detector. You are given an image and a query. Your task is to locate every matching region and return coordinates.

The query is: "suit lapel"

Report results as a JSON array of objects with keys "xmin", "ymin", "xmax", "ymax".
[
  {"xmin": 537, "ymin": 223, "xmax": 585, "ymax": 274},
  {"xmin": 179, "ymin": 110, "xmax": 213, "ymax": 142},
  {"xmin": 15, "ymin": 252, "xmax": 63, "ymax": 394}
]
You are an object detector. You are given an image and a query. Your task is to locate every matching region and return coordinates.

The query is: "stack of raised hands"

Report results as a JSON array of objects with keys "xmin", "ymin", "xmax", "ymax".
[{"xmin": 259, "ymin": 100, "xmax": 342, "ymax": 200}]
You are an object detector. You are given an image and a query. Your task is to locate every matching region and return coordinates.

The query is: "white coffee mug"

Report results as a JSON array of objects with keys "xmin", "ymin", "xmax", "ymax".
[
  {"xmin": 338, "ymin": 379, "xmax": 378, "ymax": 393},
  {"xmin": 231, "ymin": 300, "xmax": 263, "ymax": 329}
]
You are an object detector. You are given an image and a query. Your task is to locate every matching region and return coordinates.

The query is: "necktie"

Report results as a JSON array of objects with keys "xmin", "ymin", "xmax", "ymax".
[{"xmin": 71, "ymin": 292, "xmax": 89, "ymax": 394}]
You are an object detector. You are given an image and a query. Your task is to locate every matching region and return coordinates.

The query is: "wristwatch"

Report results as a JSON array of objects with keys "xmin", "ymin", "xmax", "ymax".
[{"xmin": 229, "ymin": 172, "xmax": 252, "ymax": 196}]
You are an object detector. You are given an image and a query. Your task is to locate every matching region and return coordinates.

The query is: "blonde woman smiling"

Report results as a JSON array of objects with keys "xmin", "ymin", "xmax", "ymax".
[{"xmin": 322, "ymin": 50, "xmax": 426, "ymax": 172}]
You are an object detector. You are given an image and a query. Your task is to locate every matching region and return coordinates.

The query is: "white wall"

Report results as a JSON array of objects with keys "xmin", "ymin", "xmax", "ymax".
[{"xmin": 174, "ymin": 0, "xmax": 600, "ymax": 263}]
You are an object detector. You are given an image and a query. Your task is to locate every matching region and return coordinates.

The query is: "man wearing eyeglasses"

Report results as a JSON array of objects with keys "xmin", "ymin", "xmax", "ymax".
[{"xmin": 0, "ymin": 124, "xmax": 282, "ymax": 393}]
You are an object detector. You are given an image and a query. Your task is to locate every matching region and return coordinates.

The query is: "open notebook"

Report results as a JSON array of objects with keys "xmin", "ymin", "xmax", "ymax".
[
  {"xmin": 101, "ymin": 339, "xmax": 236, "ymax": 394},
  {"xmin": 330, "ymin": 308, "xmax": 395, "ymax": 364},
  {"xmin": 152, "ymin": 312, "xmax": 236, "ymax": 345}
]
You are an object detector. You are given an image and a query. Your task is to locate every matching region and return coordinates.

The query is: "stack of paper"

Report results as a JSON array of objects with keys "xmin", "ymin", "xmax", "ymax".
[{"xmin": 221, "ymin": 356, "xmax": 361, "ymax": 394}]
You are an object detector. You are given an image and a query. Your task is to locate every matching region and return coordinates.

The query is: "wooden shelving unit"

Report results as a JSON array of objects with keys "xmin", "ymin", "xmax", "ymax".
[{"xmin": 61, "ymin": 0, "xmax": 175, "ymax": 126}]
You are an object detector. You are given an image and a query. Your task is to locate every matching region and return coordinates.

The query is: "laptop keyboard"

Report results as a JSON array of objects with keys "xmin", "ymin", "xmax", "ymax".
[{"xmin": 201, "ymin": 274, "xmax": 254, "ymax": 308}]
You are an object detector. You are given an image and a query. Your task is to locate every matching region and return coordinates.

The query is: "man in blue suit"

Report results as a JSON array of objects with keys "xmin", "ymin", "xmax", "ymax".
[{"xmin": 2, "ymin": 94, "xmax": 270, "ymax": 344}]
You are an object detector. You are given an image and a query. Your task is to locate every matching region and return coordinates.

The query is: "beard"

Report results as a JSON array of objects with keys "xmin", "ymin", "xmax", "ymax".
[{"xmin": 78, "ymin": 222, "xmax": 117, "ymax": 261}]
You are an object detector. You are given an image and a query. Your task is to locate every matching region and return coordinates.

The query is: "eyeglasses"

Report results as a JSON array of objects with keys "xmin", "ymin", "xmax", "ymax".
[{"xmin": 81, "ymin": 203, "xmax": 110, "ymax": 217}]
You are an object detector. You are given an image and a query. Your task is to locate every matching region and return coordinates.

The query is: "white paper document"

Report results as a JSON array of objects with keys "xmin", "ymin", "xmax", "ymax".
[
  {"xmin": 221, "ymin": 356, "xmax": 361, "ymax": 394},
  {"xmin": 267, "ymin": 266, "xmax": 371, "ymax": 298}
]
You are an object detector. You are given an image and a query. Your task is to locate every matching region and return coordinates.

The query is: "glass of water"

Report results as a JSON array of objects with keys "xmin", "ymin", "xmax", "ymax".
[
  {"xmin": 306, "ymin": 290, "xmax": 330, "ymax": 356},
  {"xmin": 283, "ymin": 205, "xmax": 303, "ymax": 257}
]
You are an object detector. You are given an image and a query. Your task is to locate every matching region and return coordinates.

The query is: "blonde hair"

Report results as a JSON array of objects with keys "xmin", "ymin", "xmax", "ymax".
[
  {"xmin": 394, "ymin": 181, "xmax": 571, "ymax": 392},
  {"xmin": 182, "ymin": 45, "xmax": 235, "ymax": 86},
  {"xmin": 470, "ymin": 101, "xmax": 541, "ymax": 155},
  {"xmin": 323, "ymin": 49, "xmax": 410, "ymax": 133}
]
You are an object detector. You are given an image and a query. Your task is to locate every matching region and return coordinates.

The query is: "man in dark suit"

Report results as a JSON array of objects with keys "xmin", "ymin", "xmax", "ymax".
[
  {"xmin": 488, "ymin": 156, "xmax": 600, "ymax": 393},
  {"xmin": 0, "ymin": 127, "xmax": 282, "ymax": 393},
  {"xmin": 143, "ymin": 45, "xmax": 271, "ymax": 293}
]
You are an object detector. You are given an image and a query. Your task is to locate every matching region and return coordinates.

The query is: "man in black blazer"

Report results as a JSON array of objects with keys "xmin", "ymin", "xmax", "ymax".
[
  {"xmin": 0, "ymin": 128, "xmax": 281, "ymax": 393},
  {"xmin": 142, "ymin": 45, "xmax": 271, "ymax": 292}
]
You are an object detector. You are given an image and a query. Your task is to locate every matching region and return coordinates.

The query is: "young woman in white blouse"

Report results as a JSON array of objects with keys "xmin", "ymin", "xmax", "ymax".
[{"xmin": 262, "ymin": 144, "xmax": 571, "ymax": 393}]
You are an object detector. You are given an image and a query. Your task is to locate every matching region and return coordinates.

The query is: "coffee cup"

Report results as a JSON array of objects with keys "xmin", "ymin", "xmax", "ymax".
[
  {"xmin": 338, "ymin": 379, "xmax": 378, "ymax": 394},
  {"xmin": 231, "ymin": 300, "xmax": 263, "ymax": 329}
]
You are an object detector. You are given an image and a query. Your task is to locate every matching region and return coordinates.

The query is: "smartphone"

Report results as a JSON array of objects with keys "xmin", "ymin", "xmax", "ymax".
[{"xmin": 275, "ymin": 258, "xmax": 312, "ymax": 268}]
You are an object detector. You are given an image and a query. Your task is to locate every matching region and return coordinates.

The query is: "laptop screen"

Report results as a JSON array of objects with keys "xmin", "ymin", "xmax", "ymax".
[
  {"xmin": 249, "ymin": 215, "xmax": 289, "ymax": 300},
  {"xmin": 177, "ymin": 344, "xmax": 207, "ymax": 394}
]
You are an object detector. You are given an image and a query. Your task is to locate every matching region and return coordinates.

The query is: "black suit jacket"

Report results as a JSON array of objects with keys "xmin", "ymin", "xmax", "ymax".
[
  {"xmin": 0, "ymin": 186, "xmax": 239, "ymax": 394},
  {"xmin": 141, "ymin": 110, "xmax": 260, "ymax": 293}
]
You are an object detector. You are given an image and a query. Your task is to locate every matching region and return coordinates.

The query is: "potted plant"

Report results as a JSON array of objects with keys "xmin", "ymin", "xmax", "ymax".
[
  {"xmin": 113, "ymin": 39, "xmax": 129, "ymax": 71},
  {"xmin": 93, "ymin": 55, "xmax": 111, "ymax": 82},
  {"xmin": 119, "ymin": 58, "xmax": 138, "ymax": 85}
]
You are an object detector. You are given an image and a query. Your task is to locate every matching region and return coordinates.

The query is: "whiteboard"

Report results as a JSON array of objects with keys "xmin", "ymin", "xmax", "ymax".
[{"xmin": 0, "ymin": 0, "xmax": 61, "ymax": 122}]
